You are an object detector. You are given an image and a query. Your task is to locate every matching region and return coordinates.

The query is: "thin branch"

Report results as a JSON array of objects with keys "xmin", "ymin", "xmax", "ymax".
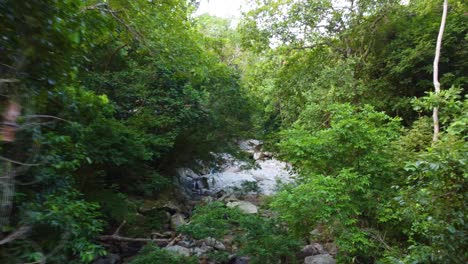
[
  {"xmin": 81, "ymin": 3, "xmax": 144, "ymax": 40},
  {"xmin": 23, "ymin": 114, "xmax": 71, "ymax": 123},
  {"xmin": 113, "ymin": 220, "xmax": 126, "ymax": 236},
  {"xmin": 105, "ymin": 43, "xmax": 128, "ymax": 72},
  {"xmin": 98, "ymin": 235, "xmax": 169, "ymax": 245},
  {"xmin": 0, "ymin": 156, "xmax": 40, "ymax": 166},
  {"xmin": 0, "ymin": 63, "xmax": 16, "ymax": 70},
  {"xmin": 0, "ymin": 79, "xmax": 19, "ymax": 83},
  {"xmin": 98, "ymin": 221, "xmax": 170, "ymax": 245},
  {"xmin": 0, "ymin": 225, "xmax": 31, "ymax": 245},
  {"xmin": 432, "ymin": 0, "xmax": 448, "ymax": 142}
]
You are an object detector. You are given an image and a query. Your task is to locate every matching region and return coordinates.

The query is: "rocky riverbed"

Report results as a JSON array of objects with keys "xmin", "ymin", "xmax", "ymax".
[
  {"xmin": 93, "ymin": 140, "xmax": 337, "ymax": 264},
  {"xmin": 175, "ymin": 139, "xmax": 295, "ymax": 198}
]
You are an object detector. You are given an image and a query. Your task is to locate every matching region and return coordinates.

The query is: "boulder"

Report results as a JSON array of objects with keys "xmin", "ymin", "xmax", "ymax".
[
  {"xmin": 298, "ymin": 243, "xmax": 326, "ymax": 258},
  {"xmin": 92, "ymin": 253, "xmax": 120, "ymax": 264},
  {"xmin": 230, "ymin": 256, "xmax": 250, "ymax": 264},
  {"xmin": 139, "ymin": 199, "xmax": 182, "ymax": 214},
  {"xmin": 191, "ymin": 245, "xmax": 213, "ymax": 257},
  {"xmin": 239, "ymin": 139, "xmax": 263, "ymax": 153},
  {"xmin": 176, "ymin": 168, "xmax": 200, "ymax": 179},
  {"xmin": 253, "ymin": 152, "xmax": 264, "ymax": 160},
  {"xmin": 170, "ymin": 213, "xmax": 186, "ymax": 230},
  {"xmin": 324, "ymin": 243, "xmax": 338, "ymax": 257},
  {"xmin": 165, "ymin": 245, "xmax": 191, "ymax": 257},
  {"xmin": 226, "ymin": 201, "xmax": 258, "ymax": 214},
  {"xmin": 204, "ymin": 237, "xmax": 226, "ymax": 250},
  {"xmin": 304, "ymin": 254, "xmax": 336, "ymax": 264}
]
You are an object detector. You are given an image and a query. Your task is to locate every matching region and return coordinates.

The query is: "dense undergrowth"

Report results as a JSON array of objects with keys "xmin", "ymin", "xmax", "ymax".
[{"xmin": 0, "ymin": 0, "xmax": 466, "ymax": 263}]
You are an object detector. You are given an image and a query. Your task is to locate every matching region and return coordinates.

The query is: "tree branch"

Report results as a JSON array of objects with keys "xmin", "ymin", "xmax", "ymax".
[
  {"xmin": 432, "ymin": 0, "xmax": 448, "ymax": 142},
  {"xmin": 0, "ymin": 225, "xmax": 31, "ymax": 245}
]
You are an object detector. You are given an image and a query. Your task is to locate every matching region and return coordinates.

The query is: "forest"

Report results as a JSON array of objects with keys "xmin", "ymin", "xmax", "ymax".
[{"xmin": 0, "ymin": 0, "xmax": 466, "ymax": 263}]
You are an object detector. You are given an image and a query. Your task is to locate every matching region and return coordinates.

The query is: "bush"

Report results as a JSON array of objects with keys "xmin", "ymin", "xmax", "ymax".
[
  {"xmin": 179, "ymin": 202, "xmax": 300, "ymax": 264},
  {"xmin": 129, "ymin": 245, "xmax": 197, "ymax": 264}
]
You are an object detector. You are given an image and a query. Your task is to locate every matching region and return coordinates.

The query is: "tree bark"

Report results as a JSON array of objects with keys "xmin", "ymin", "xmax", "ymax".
[{"xmin": 433, "ymin": 0, "xmax": 448, "ymax": 142}]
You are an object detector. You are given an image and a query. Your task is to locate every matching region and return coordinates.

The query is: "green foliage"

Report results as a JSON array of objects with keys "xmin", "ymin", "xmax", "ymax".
[
  {"xmin": 86, "ymin": 190, "xmax": 137, "ymax": 224},
  {"xmin": 232, "ymin": 180, "xmax": 261, "ymax": 198},
  {"xmin": 179, "ymin": 202, "xmax": 300, "ymax": 263},
  {"xmin": 19, "ymin": 191, "xmax": 105, "ymax": 263},
  {"xmin": 129, "ymin": 245, "xmax": 197, "ymax": 264},
  {"xmin": 1, "ymin": 0, "xmax": 254, "ymax": 263},
  {"xmin": 279, "ymin": 103, "xmax": 401, "ymax": 178},
  {"xmin": 272, "ymin": 170, "xmax": 378, "ymax": 261}
]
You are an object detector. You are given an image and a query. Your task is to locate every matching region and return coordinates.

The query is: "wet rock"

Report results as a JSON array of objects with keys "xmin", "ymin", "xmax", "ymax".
[
  {"xmin": 139, "ymin": 199, "xmax": 182, "ymax": 214},
  {"xmin": 177, "ymin": 168, "xmax": 200, "ymax": 179},
  {"xmin": 226, "ymin": 201, "xmax": 258, "ymax": 214},
  {"xmin": 304, "ymin": 254, "xmax": 336, "ymax": 264},
  {"xmin": 229, "ymin": 256, "xmax": 250, "ymax": 264},
  {"xmin": 239, "ymin": 139, "xmax": 263, "ymax": 153},
  {"xmin": 165, "ymin": 245, "xmax": 191, "ymax": 257},
  {"xmin": 170, "ymin": 213, "xmax": 186, "ymax": 230}
]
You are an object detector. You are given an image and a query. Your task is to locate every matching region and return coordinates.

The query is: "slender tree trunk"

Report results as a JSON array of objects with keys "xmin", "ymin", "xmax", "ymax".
[{"xmin": 433, "ymin": 0, "xmax": 448, "ymax": 142}]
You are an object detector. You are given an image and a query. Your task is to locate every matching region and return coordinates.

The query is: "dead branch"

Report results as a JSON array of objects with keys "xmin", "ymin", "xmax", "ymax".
[
  {"xmin": 166, "ymin": 233, "xmax": 182, "ymax": 247},
  {"xmin": 98, "ymin": 235, "xmax": 169, "ymax": 246},
  {"xmin": 0, "ymin": 225, "xmax": 31, "ymax": 245},
  {"xmin": 81, "ymin": 3, "xmax": 144, "ymax": 40},
  {"xmin": 0, "ymin": 156, "xmax": 40, "ymax": 166},
  {"xmin": 0, "ymin": 79, "xmax": 19, "ymax": 83},
  {"xmin": 23, "ymin": 114, "xmax": 71, "ymax": 123},
  {"xmin": 98, "ymin": 221, "xmax": 170, "ymax": 246},
  {"xmin": 113, "ymin": 220, "xmax": 126, "ymax": 235}
]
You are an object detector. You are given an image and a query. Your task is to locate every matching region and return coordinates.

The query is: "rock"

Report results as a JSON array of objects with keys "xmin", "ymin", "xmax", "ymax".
[
  {"xmin": 324, "ymin": 243, "xmax": 337, "ymax": 257},
  {"xmin": 220, "ymin": 194, "xmax": 239, "ymax": 203},
  {"xmin": 191, "ymin": 245, "xmax": 213, "ymax": 257},
  {"xmin": 201, "ymin": 196, "xmax": 214, "ymax": 204},
  {"xmin": 230, "ymin": 256, "xmax": 250, "ymax": 264},
  {"xmin": 304, "ymin": 254, "xmax": 336, "ymax": 264},
  {"xmin": 165, "ymin": 245, "xmax": 191, "ymax": 257},
  {"xmin": 176, "ymin": 168, "xmax": 200, "ymax": 179},
  {"xmin": 92, "ymin": 253, "xmax": 120, "ymax": 264},
  {"xmin": 253, "ymin": 152, "xmax": 264, "ymax": 160},
  {"xmin": 204, "ymin": 237, "xmax": 226, "ymax": 250},
  {"xmin": 139, "ymin": 199, "xmax": 182, "ymax": 214},
  {"xmin": 170, "ymin": 213, "xmax": 186, "ymax": 230},
  {"xmin": 226, "ymin": 201, "xmax": 258, "ymax": 214},
  {"xmin": 298, "ymin": 243, "xmax": 326, "ymax": 258},
  {"xmin": 222, "ymin": 234, "xmax": 236, "ymax": 248},
  {"xmin": 177, "ymin": 239, "xmax": 193, "ymax": 248},
  {"xmin": 239, "ymin": 139, "xmax": 263, "ymax": 153}
]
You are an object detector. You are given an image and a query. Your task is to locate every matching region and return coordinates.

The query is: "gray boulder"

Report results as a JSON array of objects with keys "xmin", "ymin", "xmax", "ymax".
[
  {"xmin": 304, "ymin": 254, "xmax": 336, "ymax": 264},
  {"xmin": 170, "ymin": 213, "xmax": 186, "ymax": 230},
  {"xmin": 226, "ymin": 201, "xmax": 258, "ymax": 214},
  {"xmin": 165, "ymin": 245, "xmax": 191, "ymax": 257},
  {"xmin": 204, "ymin": 237, "xmax": 226, "ymax": 250},
  {"xmin": 92, "ymin": 253, "xmax": 120, "ymax": 264},
  {"xmin": 298, "ymin": 243, "xmax": 326, "ymax": 258}
]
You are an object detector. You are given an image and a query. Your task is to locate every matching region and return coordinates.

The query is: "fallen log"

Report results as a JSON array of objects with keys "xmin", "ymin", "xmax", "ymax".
[
  {"xmin": 97, "ymin": 220, "xmax": 171, "ymax": 246},
  {"xmin": 98, "ymin": 234, "xmax": 169, "ymax": 246}
]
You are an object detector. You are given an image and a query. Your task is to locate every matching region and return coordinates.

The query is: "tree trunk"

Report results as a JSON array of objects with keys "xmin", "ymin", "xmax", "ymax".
[{"xmin": 432, "ymin": 0, "xmax": 448, "ymax": 142}]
